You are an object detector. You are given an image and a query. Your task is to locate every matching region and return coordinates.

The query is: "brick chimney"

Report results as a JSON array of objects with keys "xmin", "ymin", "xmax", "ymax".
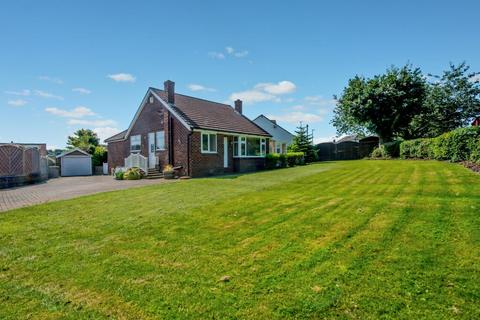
[
  {"xmin": 234, "ymin": 99, "xmax": 243, "ymax": 114},
  {"xmin": 164, "ymin": 80, "xmax": 175, "ymax": 104},
  {"xmin": 271, "ymin": 119, "xmax": 277, "ymax": 125}
]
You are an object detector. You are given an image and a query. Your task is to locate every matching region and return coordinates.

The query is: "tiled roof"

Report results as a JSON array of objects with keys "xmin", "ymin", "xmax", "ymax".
[
  {"xmin": 104, "ymin": 129, "xmax": 127, "ymax": 142},
  {"xmin": 151, "ymin": 88, "xmax": 270, "ymax": 137}
]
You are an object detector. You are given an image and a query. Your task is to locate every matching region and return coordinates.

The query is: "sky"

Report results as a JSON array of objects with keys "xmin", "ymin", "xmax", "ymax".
[{"xmin": 1, "ymin": 0, "xmax": 479, "ymax": 149}]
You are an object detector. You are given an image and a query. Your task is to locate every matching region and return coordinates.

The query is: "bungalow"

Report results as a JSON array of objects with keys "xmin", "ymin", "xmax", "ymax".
[
  {"xmin": 253, "ymin": 115, "xmax": 294, "ymax": 154},
  {"xmin": 105, "ymin": 80, "xmax": 271, "ymax": 177}
]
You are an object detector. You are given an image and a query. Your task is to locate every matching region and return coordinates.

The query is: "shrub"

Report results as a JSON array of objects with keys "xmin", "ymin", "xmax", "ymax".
[
  {"xmin": 92, "ymin": 146, "xmax": 107, "ymax": 167},
  {"xmin": 469, "ymin": 138, "xmax": 480, "ymax": 164},
  {"xmin": 163, "ymin": 164, "xmax": 174, "ymax": 173},
  {"xmin": 124, "ymin": 167, "xmax": 143, "ymax": 180},
  {"xmin": 371, "ymin": 146, "xmax": 388, "ymax": 159},
  {"xmin": 382, "ymin": 140, "xmax": 401, "ymax": 158},
  {"xmin": 400, "ymin": 138, "xmax": 434, "ymax": 159},
  {"xmin": 279, "ymin": 154, "xmax": 287, "ymax": 168},
  {"xmin": 265, "ymin": 153, "xmax": 280, "ymax": 169},
  {"xmin": 114, "ymin": 170, "xmax": 124, "ymax": 180},
  {"xmin": 286, "ymin": 152, "xmax": 304, "ymax": 166},
  {"xmin": 400, "ymin": 126, "xmax": 480, "ymax": 163}
]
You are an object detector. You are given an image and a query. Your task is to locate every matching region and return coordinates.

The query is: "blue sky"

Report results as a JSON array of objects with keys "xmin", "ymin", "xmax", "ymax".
[{"xmin": 1, "ymin": 0, "xmax": 479, "ymax": 149}]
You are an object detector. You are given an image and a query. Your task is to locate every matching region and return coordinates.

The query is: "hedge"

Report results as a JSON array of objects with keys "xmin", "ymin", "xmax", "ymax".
[
  {"xmin": 265, "ymin": 152, "xmax": 304, "ymax": 169},
  {"xmin": 400, "ymin": 126, "xmax": 480, "ymax": 163}
]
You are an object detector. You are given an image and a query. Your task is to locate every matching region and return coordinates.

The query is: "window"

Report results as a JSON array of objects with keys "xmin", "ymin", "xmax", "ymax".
[
  {"xmin": 156, "ymin": 131, "xmax": 165, "ymax": 150},
  {"xmin": 233, "ymin": 136, "xmax": 239, "ymax": 156},
  {"xmin": 233, "ymin": 136, "xmax": 266, "ymax": 157},
  {"xmin": 201, "ymin": 132, "xmax": 217, "ymax": 153},
  {"xmin": 240, "ymin": 136, "xmax": 246, "ymax": 156},
  {"xmin": 130, "ymin": 135, "xmax": 141, "ymax": 152},
  {"xmin": 149, "ymin": 96, "xmax": 154, "ymax": 104},
  {"xmin": 276, "ymin": 142, "xmax": 281, "ymax": 154}
]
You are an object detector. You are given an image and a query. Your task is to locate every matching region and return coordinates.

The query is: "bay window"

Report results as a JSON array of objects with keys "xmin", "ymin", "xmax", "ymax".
[{"xmin": 233, "ymin": 136, "xmax": 266, "ymax": 157}]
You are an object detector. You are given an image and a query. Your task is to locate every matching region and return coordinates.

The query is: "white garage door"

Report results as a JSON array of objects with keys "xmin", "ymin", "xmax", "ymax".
[{"xmin": 61, "ymin": 156, "xmax": 92, "ymax": 176}]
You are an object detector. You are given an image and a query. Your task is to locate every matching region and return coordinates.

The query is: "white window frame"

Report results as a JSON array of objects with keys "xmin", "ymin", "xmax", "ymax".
[
  {"xmin": 201, "ymin": 132, "xmax": 217, "ymax": 154},
  {"xmin": 156, "ymin": 131, "xmax": 165, "ymax": 150},
  {"xmin": 233, "ymin": 135, "xmax": 266, "ymax": 158},
  {"xmin": 130, "ymin": 134, "xmax": 141, "ymax": 153}
]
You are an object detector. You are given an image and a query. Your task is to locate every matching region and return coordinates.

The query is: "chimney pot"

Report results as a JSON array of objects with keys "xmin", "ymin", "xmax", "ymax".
[
  {"xmin": 234, "ymin": 99, "xmax": 243, "ymax": 114},
  {"xmin": 164, "ymin": 80, "xmax": 175, "ymax": 104}
]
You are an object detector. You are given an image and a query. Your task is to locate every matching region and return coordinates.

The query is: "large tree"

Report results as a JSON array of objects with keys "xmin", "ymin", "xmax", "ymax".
[
  {"xmin": 419, "ymin": 62, "xmax": 480, "ymax": 137},
  {"xmin": 67, "ymin": 129, "xmax": 100, "ymax": 154},
  {"xmin": 332, "ymin": 65, "xmax": 428, "ymax": 142}
]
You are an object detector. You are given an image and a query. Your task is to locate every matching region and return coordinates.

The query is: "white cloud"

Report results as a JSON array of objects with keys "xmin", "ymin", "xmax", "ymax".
[
  {"xmin": 45, "ymin": 106, "xmax": 96, "ymax": 118},
  {"xmin": 38, "ymin": 76, "xmax": 63, "ymax": 84},
  {"xmin": 107, "ymin": 73, "xmax": 136, "ymax": 82},
  {"xmin": 304, "ymin": 96, "xmax": 336, "ymax": 107},
  {"xmin": 187, "ymin": 84, "xmax": 216, "ymax": 92},
  {"xmin": 256, "ymin": 81, "xmax": 296, "ymax": 95},
  {"xmin": 8, "ymin": 99, "xmax": 28, "ymax": 107},
  {"xmin": 4, "ymin": 89, "xmax": 30, "ymax": 96},
  {"xmin": 266, "ymin": 109, "xmax": 327, "ymax": 124},
  {"xmin": 229, "ymin": 90, "xmax": 277, "ymax": 104},
  {"xmin": 208, "ymin": 51, "xmax": 225, "ymax": 59},
  {"xmin": 225, "ymin": 46, "xmax": 249, "ymax": 58},
  {"xmin": 93, "ymin": 127, "xmax": 121, "ymax": 143},
  {"xmin": 229, "ymin": 80, "xmax": 296, "ymax": 104},
  {"xmin": 68, "ymin": 119, "xmax": 117, "ymax": 127},
  {"xmin": 72, "ymin": 87, "xmax": 92, "ymax": 94},
  {"xmin": 34, "ymin": 90, "xmax": 64, "ymax": 100}
]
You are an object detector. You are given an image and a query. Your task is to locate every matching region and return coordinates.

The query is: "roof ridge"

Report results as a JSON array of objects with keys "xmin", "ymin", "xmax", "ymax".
[{"xmin": 151, "ymin": 88, "xmax": 232, "ymax": 108}]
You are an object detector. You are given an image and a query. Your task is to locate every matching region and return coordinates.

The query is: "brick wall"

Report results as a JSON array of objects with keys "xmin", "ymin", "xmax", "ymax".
[
  {"xmin": 189, "ymin": 132, "xmax": 235, "ymax": 177},
  {"xmin": 233, "ymin": 157, "xmax": 266, "ymax": 173},
  {"xmin": 107, "ymin": 93, "xmax": 171, "ymax": 172}
]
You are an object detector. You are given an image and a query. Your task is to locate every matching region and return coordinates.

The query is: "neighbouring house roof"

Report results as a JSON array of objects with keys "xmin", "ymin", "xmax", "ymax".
[
  {"xmin": 151, "ymin": 88, "xmax": 270, "ymax": 137},
  {"xmin": 56, "ymin": 148, "xmax": 91, "ymax": 158},
  {"xmin": 253, "ymin": 115, "xmax": 294, "ymax": 139}
]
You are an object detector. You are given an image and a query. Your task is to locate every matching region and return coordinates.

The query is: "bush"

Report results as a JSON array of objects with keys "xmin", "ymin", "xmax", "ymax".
[
  {"xmin": 265, "ymin": 153, "xmax": 280, "ymax": 169},
  {"xmin": 400, "ymin": 126, "xmax": 480, "ymax": 162},
  {"xmin": 124, "ymin": 167, "xmax": 143, "ymax": 180},
  {"xmin": 400, "ymin": 138, "xmax": 434, "ymax": 159},
  {"xmin": 371, "ymin": 146, "xmax": 388, "ymax": 159},
  {"xmin": 286, "ymin": 152, "xmax": 305, "ymax": 166},
  {"xmin": 92, "ymin": 146, "xmax": 107, "ymax": 167},
  {"xmin": 266, "ymin": 152, "xmax": 304, "ymax": 169},
  {"xmin": 382, "ymin": 141, "xmax": 401, "ymax": 158},
  {"xmin": 469, "ymin": 138, "xmax": 480, "ymax": 164},
  {"xmin": 279, "ymin": 154, "xmax": 287, "ymax": 168},
  {"xmin": 114, "ymin": 170, "xmax": 124, "ymax": 180}
]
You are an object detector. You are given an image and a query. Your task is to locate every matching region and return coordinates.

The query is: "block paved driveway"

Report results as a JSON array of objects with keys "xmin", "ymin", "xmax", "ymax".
[{"xmin": 0, "ymin": 176, "xmax": 170, "ymax": 212}]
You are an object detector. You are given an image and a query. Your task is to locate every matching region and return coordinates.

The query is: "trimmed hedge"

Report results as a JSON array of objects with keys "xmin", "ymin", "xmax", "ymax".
[
  {"xmin": 265, "ymin": 152, "xmax": 305, "ymax": 169},
  {"xmin": 400, "ymin": 126, "xmax": 480, "ymax": 163}
]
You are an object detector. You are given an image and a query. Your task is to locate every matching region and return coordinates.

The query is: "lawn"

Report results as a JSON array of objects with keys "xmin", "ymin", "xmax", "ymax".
[{"xmin": 0, "ymin": 160, "xmax": 479, "ymax": 319}]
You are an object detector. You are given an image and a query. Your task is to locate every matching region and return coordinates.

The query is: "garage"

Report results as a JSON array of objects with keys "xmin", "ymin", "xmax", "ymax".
[{"xmin": 57, "ymin": 148, "xmax": 92, "ymax": 177}]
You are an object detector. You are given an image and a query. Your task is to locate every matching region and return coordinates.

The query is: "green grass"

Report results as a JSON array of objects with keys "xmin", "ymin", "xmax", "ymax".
[{"xmin": 1, "ymin": 160, "xmax": 479, "ymax": 319}]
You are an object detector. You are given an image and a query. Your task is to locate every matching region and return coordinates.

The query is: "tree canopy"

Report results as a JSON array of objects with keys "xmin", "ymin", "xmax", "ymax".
[
  {"xmin": 67, "ymin": 129, "xmax": 100, "ymax": 154},
  {"xmin": 333, "ymin": 62, "xmax": 480, "ymax": 142},
  {"xmin": 288, "ymin": 123, "xmax": 317, "ymax": 162}
]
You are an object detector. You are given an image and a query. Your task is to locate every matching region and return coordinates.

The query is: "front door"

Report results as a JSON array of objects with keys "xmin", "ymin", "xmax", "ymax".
[
  {"xmin": 148, "ymin": 132, "xmax": 156, "ymax": 169},
  {"xmin": 223, "ymin": 137, "xmax": 228, "ymax": 168}
]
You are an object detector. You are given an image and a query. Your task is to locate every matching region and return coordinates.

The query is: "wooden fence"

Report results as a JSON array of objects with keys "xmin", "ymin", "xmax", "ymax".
[{"xmin": 317, "ymin": 137, "xmax": 379, "ymax": 161}]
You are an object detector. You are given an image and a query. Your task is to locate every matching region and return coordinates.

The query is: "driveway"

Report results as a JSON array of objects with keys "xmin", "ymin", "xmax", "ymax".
[{"xmin": 0, "ymin": 176, "xmax": 170, "ymax": 212}]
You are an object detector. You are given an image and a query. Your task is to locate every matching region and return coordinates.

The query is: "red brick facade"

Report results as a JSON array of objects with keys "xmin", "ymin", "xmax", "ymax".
[{"xmin": 107, "ymin": 90, "xmax": 269, "ymax": 177}]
